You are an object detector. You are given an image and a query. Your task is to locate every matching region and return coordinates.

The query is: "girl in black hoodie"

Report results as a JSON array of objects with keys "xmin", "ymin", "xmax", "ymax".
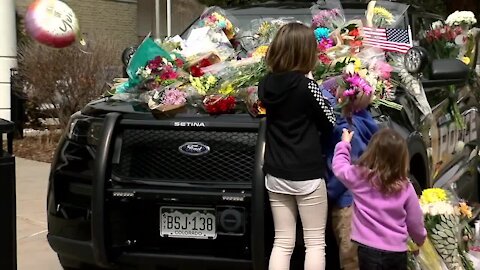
[{"xmin": 259, "ymin": 22, "xmax": 336, "ymax": 270}]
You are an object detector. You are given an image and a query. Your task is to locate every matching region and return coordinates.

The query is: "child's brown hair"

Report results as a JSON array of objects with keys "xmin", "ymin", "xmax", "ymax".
[
  {"xmin": 357, "ymin": 128, "xmax": 410, "ymax": 194},
  {"xmin": 265, "ymin": 22, "xmax": 318, "ymax": 74}
]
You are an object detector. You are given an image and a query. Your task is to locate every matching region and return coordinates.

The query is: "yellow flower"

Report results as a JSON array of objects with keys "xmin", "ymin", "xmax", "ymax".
[
  {"xmin": 420, "ymin": 188, "xmax": 448, "ymax": 205},
  {"xmin": 374, "ymin": 7, "xmax": 394, "ymax": 22},
  {"xmin": 259, "ymin": 21, "xmax": 272, "ymax": 36},
  {"xmin": 458, "ymin": 202, "xmax": 473, "ymax": 219},
  {"xmin": 462, "ymin": 56, "xmax": 471, "ymax": 65},
  {"xmin": 253, "ymin": 45, "xmax": 269, "ymax": 58},
  {"xmin": 207, "ymin": 75, "xmax": 218, "ymax": 85},
  {"xmin": 219, "ymin": 84, "xmax": 234, "ymax": 95},
  {"xmin": 350, "ymin": 57, "xmax": 362, "ymax": 72}
]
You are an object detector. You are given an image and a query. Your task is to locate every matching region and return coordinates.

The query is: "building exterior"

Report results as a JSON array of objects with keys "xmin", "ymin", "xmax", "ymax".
[{"xmin": 15, "ymin": 0, "xmax": 206, "ymax": 50}]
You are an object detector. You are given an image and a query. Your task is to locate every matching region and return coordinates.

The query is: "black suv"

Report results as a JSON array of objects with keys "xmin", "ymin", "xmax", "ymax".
[{"xmin": 47, "ymin": 1, "xmax": 480, "ymax": 269}]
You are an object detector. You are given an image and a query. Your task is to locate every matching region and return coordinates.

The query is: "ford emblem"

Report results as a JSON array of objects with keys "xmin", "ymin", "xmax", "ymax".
[{"xmin": 178, "ymin": 142, "xmax": 210, "ymax": 156}]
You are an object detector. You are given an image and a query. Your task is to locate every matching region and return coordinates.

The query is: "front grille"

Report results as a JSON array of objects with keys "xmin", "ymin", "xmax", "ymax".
[{"xmin": 112, "ymin": 129, "xmax": 258, "ymax": 183}]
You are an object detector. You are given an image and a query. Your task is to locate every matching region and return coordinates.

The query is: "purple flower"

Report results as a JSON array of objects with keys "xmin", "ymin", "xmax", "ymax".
[{"xmin": 344, "ymin": 74, "xmax": 373, "ymax": 96}]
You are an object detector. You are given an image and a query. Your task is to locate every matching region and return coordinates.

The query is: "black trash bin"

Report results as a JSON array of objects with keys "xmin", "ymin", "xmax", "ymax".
[{"xmin": 0, "ymin": 119, "xmax": 16, "ymax": 270}]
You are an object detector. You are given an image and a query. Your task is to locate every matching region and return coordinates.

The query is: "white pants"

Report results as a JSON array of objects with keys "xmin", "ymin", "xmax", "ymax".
[{"xmin": 268, "ymin": 181, "xmax": 328, "ymax": 270}]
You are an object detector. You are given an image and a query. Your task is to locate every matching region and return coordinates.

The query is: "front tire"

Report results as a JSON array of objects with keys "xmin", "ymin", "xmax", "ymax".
[{"xmin": 409, "ymin": 174, "xmax": 422, "ymax": 195}]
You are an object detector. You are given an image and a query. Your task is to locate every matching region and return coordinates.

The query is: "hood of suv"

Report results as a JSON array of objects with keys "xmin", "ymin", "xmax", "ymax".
[{"xmin": 80, "ymin": 98, "xmax": 261, "ymax": 125}]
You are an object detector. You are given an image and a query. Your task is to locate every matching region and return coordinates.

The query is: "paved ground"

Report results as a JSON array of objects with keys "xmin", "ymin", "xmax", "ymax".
[{"xmin": 16, "ymin": 157, "xmax": 62, "ymax": 270}]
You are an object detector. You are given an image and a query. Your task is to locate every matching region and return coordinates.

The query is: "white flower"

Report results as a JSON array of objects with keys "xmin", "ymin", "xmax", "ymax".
[
  {"xmin": 345, "ymin": 63, "xmax": 355, "ymax": 74},
  {"xmin": 422, "ymin": 202, "xmax": 455, "ymax": 216},
  {"xmin": 446, "ymin": 11, "xmax": 477, "ymax": 26},
  {"xmin": 431, "ymin": 20, "xmax": 444, "ymax": 30}
]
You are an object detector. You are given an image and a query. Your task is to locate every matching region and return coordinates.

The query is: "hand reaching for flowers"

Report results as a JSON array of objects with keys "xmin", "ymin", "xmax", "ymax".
[{"xmin": 342, "ymin": 128, "xmax": 354, "ymax": 143}]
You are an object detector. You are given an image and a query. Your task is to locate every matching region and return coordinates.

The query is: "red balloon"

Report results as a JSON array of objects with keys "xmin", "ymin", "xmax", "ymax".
[{"xmin": 25, "ymin": 0, "xmax": 80, "ymax": 48}]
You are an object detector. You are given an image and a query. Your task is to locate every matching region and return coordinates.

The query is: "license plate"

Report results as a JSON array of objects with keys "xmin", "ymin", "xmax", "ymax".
[{"xmin": 160, "ymin": 207, "xmax": 216, "ymax": 239}]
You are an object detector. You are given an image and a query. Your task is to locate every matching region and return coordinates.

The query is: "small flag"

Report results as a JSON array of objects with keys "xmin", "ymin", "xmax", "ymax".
[{"xmin": 362, "ymin": 26, "xmax": 412, "ymax": 54}]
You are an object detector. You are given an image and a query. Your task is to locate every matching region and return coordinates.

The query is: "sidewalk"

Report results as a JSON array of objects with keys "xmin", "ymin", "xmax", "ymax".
[{"xmin": 16, "ymin": 157, "xmax": 61, "ymax": 270}]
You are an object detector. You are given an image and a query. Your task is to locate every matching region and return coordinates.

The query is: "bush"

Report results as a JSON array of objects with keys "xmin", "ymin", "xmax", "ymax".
[{"xmin": 17, "ymin": 34, "xmax": 123, "ymax": 129}]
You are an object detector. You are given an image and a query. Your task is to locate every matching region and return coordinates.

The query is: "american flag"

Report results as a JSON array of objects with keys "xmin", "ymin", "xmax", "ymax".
[{"xmin": 362, "ymin": 27, "xmax": 413, "ymax": 54}]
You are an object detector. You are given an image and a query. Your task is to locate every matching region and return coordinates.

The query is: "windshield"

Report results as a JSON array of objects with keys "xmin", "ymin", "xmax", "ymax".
[{"xmin": 183, "ymin": 3, "xmax": 407, "ymax": 38}]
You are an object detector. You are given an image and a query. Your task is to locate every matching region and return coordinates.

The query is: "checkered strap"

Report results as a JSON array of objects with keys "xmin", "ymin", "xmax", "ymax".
[{"xmin": 308, "ymin": 80, "xmax": 336, "ymax": 126}]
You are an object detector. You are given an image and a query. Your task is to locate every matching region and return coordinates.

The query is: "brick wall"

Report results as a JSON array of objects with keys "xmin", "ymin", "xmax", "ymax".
[{"xmin": 16, "ymin": 0, "xmax": 138, "ymax": 59}]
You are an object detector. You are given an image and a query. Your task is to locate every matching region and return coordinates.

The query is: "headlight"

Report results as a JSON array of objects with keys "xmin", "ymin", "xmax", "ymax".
[
  {"xmin": 67, "ymin": 114, "xmax": 103, "ymax": 145},
  {"xmin": 404, "ymin": 46, "xmax": 429, "ymax": 74}
]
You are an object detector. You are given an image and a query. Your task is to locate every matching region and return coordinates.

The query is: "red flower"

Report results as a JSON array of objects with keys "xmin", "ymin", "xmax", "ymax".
[
  {"xmin": 160, "ymin": 70, "xmax": 178, "ymax": 80},
  {"xmin": 349, "ymin": 39, "xmax": 363, "ymax": 48},
  {"xmin": 175, "ymin": 58, "xmax": 184, "ymax": 68},
  {"xmin": 198, "ymin": 58, "xmax": 212, "ymax": 68},
  {"xmin": 204, "ymin": 96, "xmax": 236, "ymax": 114},
  {"xmin": 349, "ymin": 28, "xmax": 360, "ymax": 37},
  {"xmin": 190, "ymin": 65, "xmax": 204, "ymax": 77},
  {"xmin": 147, "ymin": 56, "xmax": 164, "ymax": 70},
  {"xmin": 190, "ymin": 58, "xmax": 213, "ymax": 77},
  {"xmin": 318, "ymin": 53, "xmax": 332, "ymax": 64}
]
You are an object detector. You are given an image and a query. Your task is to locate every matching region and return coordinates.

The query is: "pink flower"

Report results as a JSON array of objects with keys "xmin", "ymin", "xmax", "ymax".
[
  {"xmin": 317, "ymin": 37, "xmax": 335, "ymax": 51},
  {"xmin": 372, "ymin": 61, "xmax": 393, "ymax": 79},
  {"xmin": 344, "ymin": 73, "xmax": 373, "ymax": 96},
  {"xmin": 343, "ymin": 89, "xmax": 356, "ymax": 97},
  {"xmin": 318, "ymin": 53, "xmax": 332, "ymax": 64},
  {"xmin": 162, "ymin": 88, "xmax": 187, "ymax": 105},
  {"xmin": 312, "ymin": 9, "xmax": 341, "ymax": 28}
]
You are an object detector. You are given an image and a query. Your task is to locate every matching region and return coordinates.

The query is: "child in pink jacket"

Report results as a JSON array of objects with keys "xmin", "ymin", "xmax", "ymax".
[{"xmin": 332, "ymin": 128, "xmax": 426, "ymax": 270}]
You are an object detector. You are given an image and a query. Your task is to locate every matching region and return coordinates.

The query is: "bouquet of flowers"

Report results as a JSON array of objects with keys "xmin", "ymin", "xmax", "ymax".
[
  {"xmin": 420, "ymin": 188, "xmax": 475, "ymax": 270},
  {"xmin": 203, "ymin": 95, "xmax": 236, "ymax": 114},
  {"xmin": 189, "ymin": 74, "xmax": 218, "ymax": 96},
  {"xmin": 181, "ymin": 24, "xmax": 235, "ymax": 63},
  {"xmin": 196, "ymin": 6, "xmax": 238, "ymax": 40},
  {"xmin": 241, "ymin": 18, "xmax": 294, "ymax": 51},
  {"xmin": 408, "ymin": 238, "xmax": 446, "ymax": 270},
  {"xmin": 145, "ymin": 85, "xmax": 188, "ymax": 112},
  {"xmin": 209, "ymin": 58, "xmax": 267, "ymax": 92},
  {"xmin": 446, "ymin": 11, "xmax": 477, "ymax": 29},
  {"xmin": 335, "ymin": 71, "xmax": 375, "ymax": 120},
  {"xmin": 366, "ymin": 1, "xmax": 409, "ymax": 28},
  {"xmin": 136, "ymin": 55, "xmax": 186, "ymax": 90},
  {"xmin": 311, "ymin": 0, "xmax": 345, "ymax": 31},
  {"xmin": 241, "ymin": 86, "xmax": 266, "ymax": 117},
  {"xmin": 422, "ymin": 23, "xmax": 465, "ymax": 59},
  {"xmin": 371, "ymin": 6, "xmax": 394, "ymax": 28}
]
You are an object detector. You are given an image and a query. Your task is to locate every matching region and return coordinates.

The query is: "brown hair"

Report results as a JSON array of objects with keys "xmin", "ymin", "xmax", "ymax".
[
  {"xmin": 265, "ymin": 22, "xmax": 318, "ymax": 73},
  {"xmin": 357, "ymin": 128, "xmax": 410, "ymax": 195}
]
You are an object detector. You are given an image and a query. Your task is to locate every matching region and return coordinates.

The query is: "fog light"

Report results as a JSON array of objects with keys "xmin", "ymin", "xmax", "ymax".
[{"xmin": 404, "ymin": 46, "xmax": 429, "ymax": 74}]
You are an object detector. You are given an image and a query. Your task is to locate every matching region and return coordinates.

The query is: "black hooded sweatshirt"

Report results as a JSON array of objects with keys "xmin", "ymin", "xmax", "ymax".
[{"xmin": 258, "ymin": 71, "xmax": 336, "ymax": 181}]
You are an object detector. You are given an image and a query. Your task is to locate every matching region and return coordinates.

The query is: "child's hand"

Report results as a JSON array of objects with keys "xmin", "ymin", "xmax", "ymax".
[{"xmin": 342, "ymin": 128, "xmax": 354, "ymax": 143}]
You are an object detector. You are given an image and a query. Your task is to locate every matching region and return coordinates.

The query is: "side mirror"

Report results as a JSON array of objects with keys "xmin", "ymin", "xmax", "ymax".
[
  {"xmin": 429, "ymin": 59, "xmax": 469, "ymax": 80},
  {"xmin": 122, "ymin": 46, "xmax": 138, "ymax": 67},
  {"xmin": 422, "ymin": 59, "xmax": 469, "ymax": 88}
]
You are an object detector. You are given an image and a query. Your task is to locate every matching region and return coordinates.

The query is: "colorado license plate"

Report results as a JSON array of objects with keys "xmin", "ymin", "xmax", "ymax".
[{"xmin": 160, "ymin": 207, "xmax": 216, "ymax": 239}]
